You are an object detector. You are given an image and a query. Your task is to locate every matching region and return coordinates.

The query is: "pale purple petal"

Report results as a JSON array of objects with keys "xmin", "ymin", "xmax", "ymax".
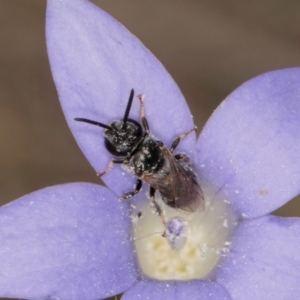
[
  {"xmin": 46, "ymin": 0, "xmax": 195, "ymax": 198},
  {"xmin": 0, "ymin": 183, "xmax": 138, "ymax": 300},
  {"xmin": 122, "ymin": 280, "xmax": 231, "ymax": 300},
  {"xmin": 215, "ymin": 215, "xmax": 300, "ymax": 299},
  {"xmin": 196, "ymin": 68, "xmax": 300, "ymax": 218}
]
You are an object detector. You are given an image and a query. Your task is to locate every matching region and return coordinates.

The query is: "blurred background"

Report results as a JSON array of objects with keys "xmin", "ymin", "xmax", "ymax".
[{"xmin": 0, "ymin": 1, "xmax": 300, "ymax": 299}]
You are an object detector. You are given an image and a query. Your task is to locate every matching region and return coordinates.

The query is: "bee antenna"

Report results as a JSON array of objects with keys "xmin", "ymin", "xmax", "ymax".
[
  {"xmin": 123, "ymin": 89, "xmax": 134, "ymax": 127},
  {"xmin": 74, "ymin": 118, "xmax": 113, "ymax": 131}
]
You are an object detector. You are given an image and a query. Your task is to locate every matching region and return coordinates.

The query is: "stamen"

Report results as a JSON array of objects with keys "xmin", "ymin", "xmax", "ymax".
[{"xmin": 163, "ymin": 217, "xmax": 188, "ymax": 251}]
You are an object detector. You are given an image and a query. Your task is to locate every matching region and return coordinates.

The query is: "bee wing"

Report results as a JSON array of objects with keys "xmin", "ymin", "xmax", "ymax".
[{"xmin": 143, "ymin": 148, "xmax": 204, "ymax": 213}]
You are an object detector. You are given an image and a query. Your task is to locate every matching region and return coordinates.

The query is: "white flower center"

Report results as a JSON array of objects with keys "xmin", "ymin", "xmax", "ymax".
[{"xmin": 131, "ymin": 191, "xmax": 237, "ymax": 280}]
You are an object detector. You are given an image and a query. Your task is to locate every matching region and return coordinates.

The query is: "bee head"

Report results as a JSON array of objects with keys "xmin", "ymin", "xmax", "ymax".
[
  {"xmin": 104, "ymin": 119, "xmax": 143, "ymax": 156},
  {"xmin": 74, "ymin": 89, "xmax": 144, "ymax": 157}
]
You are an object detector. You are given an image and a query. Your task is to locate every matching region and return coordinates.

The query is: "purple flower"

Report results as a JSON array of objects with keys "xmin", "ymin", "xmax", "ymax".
[{"xmin": 1, "ymin": 0, "xmax": 300, "ymax": 299}]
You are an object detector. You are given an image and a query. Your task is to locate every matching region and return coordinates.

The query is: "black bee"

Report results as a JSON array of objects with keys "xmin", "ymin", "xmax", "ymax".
[{"xmin": 75, "ymin": 89, "xmax": 204, "ymax": 220}]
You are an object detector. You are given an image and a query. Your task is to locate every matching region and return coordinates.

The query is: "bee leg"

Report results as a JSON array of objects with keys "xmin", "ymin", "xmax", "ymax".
[
  {"xmin": 97, "ymin": 157, "xmax": 127, "ymax": 177},
  {"xmin": 170, "ymin": 126, "xmax": 197, "ymax": 153},
  {"xmin": 150, "ymin": 187, "xmax": 167, "ymax": 226},
  {"xmin": 137, "ymin": 94, "xmax": 150, "ymax": 135},
  {"xmin": 119, "ymin": 179, "xmax": 143, "ymax": 201}
]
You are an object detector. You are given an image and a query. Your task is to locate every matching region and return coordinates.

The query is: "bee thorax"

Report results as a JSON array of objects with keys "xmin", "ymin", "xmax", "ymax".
[{"xmin": 130, "ymin": 137, "xmax": 164, "ymax": 176}]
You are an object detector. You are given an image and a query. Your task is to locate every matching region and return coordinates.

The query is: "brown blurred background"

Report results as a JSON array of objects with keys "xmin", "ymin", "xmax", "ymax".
[{"xmin": 0, "ymin": 1, "xmax": 300, "ymax": 299}]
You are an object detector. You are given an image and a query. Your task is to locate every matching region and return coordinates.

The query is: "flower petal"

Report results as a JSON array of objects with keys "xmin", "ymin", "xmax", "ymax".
[
  {"xmin": 46, "ymin": 0, "xmax": 195, "ymax": 198},
  {"xmin": 0, "ymin": 183, "xmax": 138, "ymax": 300},
  {"xmin": 196, "ymin": 68, "xmax": 300, "ymax": 218},
  {"xmin": 215, "ymin": 215, "xmax": 300, "ymax": 299},
  {"xmin": 122, "ymin": 280, "xmax": 231, "ymax": 300}
]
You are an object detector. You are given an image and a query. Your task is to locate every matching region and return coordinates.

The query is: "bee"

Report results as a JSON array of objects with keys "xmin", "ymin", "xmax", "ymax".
[{"xmin": 75, "ymin": 89, "xmax": 204, "ymax": 222}]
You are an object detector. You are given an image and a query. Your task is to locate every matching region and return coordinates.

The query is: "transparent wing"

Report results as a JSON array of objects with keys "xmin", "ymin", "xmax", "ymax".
[{"xmin": 143, "ymin": 148, "xmax": 204, "ymax": 212}]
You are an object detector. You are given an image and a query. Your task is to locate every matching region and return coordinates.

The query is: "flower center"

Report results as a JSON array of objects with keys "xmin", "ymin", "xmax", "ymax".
[{"xmin": 131, "ymin": 191, "xmax": 237, "ymax": 280}]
